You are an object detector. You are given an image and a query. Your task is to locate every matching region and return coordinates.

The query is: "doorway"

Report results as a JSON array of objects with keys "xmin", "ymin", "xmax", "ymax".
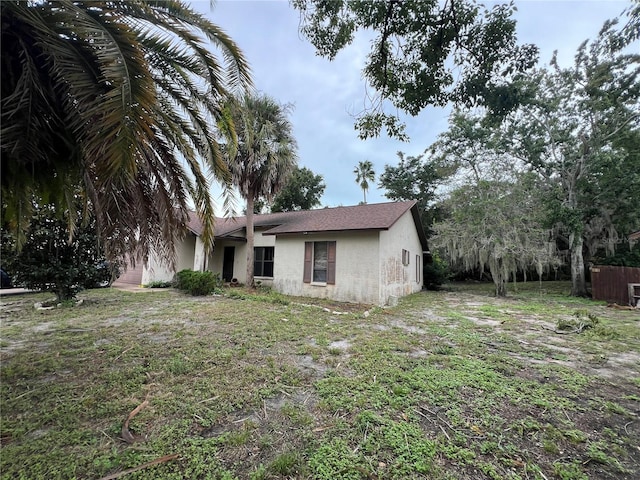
[{"xmin": 222, "ymin": 247, "xmax": 235, "ymax": 282}]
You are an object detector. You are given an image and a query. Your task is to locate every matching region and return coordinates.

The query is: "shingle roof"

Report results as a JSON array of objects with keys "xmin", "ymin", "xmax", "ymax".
[{"xmin": 188, "ymin": 201, "xmax": 428, "ymax": 250}]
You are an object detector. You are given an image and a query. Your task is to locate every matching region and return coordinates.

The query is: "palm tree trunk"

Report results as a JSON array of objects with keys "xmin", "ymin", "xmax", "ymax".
[{"xmin": 245, "ymin": 194, "xmax": 255, "ymax": 288}]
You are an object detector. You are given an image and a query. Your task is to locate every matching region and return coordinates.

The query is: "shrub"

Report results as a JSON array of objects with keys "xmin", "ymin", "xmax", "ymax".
[
  {"xmin": 175, "ymin": 269, "xmax": 222, "ymax": 296},
  {"xmin": 1, "ymin": 204, "xmax": 113, "ymax": 301},
  {"xmin": 592, "ymin": 242, "xmax": 640, "ymax": 267},
  {"xmin": 144, "ymin": 280, "xmax": 173, "ymax": 288},
  {"xmin": 423, "ymin": 251, "xmax": 450, "ymax": 290}
]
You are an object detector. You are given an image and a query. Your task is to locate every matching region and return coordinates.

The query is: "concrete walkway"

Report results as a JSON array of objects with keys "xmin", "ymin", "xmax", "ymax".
[
  {"xmin": 110, "ymin": 282, "xmax": 170, "ymax": 293},
  {"xmin": 0, "ymin": 288, "xmax": 37, "ymax": 297},
  {"xmin": 0, "ymin": 284, "xmax": 169, "ymax": 297}
]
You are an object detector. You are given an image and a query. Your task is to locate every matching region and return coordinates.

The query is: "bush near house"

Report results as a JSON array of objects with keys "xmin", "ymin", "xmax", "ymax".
[
  {"xmin": 1, "ymin": 205, "xmax": 113, "ymax": 301},
  {"xmin": 175, "ymin": 269, "xmax": 223, "ymax": 296}
]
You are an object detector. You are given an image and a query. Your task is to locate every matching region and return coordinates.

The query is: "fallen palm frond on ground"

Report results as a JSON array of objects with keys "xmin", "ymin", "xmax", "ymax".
[
  {"xmin": 1, "ymin": 282, "xmax": 638, "ymax": 479},
  {"xmin": 121, "ymin": 396, "xmax": 149, "ymax": 444}
]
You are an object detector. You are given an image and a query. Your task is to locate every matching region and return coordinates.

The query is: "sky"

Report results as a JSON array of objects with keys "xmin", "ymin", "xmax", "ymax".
[{"xmin": 190, "ymin": 0, "xmax": 635, "ymax": 211}]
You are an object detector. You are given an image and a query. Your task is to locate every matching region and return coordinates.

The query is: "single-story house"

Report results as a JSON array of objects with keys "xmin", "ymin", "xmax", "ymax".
[{"xmin": 122, "ymin": 201, "xmax": 429, "ymax": 305}]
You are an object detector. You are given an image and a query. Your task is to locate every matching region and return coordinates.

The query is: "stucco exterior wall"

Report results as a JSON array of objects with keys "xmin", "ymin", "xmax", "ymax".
[
  {"xmin": 142, "ymin": 232, "xmax": 197, "ymax": 284},
  {"xmin": 209, "ymin": 229, "xmax": 275, "ymax": 285},
  {"xmin": 193, "ymin": 237, "xmax": 207, "ymax": 272},
  {"xmin": 378, "ymin": 210, "xmax": 423, "ymax": 304},
  {"xmin": 272, "ymin": 231, "xmax": 380, "ymax": 304}
]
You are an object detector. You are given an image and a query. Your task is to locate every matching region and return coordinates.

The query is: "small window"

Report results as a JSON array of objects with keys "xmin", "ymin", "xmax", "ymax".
[
  {"xmin": 402, "ymin": 249, "xmax": 410, "ymax": 266},
  {"xmin": 254, "ymin": 247, "xmax": 274, "ymax": 277},
  {"xmin": 313, "ymin": 242, "xmax": 328, "ymax": 282},
  {"xmin": 416, "ymin": 254, "xmax": 421, "ymax": 283},
  {"xmin": 304, "ymin": 241, "xmax": 336, "ymax": 285}
]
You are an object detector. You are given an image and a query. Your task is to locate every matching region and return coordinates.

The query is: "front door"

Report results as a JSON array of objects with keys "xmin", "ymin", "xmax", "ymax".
[{"xmin": 222, "ymin": 246, "xmax": 235, "ymax": 282}]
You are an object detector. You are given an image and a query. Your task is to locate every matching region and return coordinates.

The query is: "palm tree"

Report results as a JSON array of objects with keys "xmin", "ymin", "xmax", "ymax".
[
  {"xmin": 1, "ymin": 1, "xmax": 251, "ymax": 265},
  {"xmin": 220, "ymin": 93, "xmax": 298, "ymax": 287},
  {"xmin": 354, "ymin": 160, "xmax": 375, "ymax": 204}
]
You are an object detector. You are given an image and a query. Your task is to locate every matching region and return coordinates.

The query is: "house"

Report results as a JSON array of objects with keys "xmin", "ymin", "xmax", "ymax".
[{"xmin": 122, "ymin": 201, "xmax": 429, "ymax": 305}]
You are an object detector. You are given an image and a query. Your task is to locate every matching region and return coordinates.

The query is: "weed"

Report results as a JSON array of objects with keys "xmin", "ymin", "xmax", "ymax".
[
  {"xmin": 269, "ymin": 451, "xmax": 302, "ymax": 476},
  {"xmin": 216, "ymin": 428, "xmax": 252, "ymax": 447},
  {"xmin": 308, "ymin": 439, "xmax": 363, "ymax": 479},
  {"xmin": 603, "ymin": 400, "xmax": 630, "ymax": 415},
  {"xmin": 553, "ymin": 461, "xmax": 588, "ymax": 480},
  {"xmin": 542, "ymin": 438, "xmax": 560, "ymax": 453},
  {"xmin": 563, "ymin": 429, "xmax": 588, "ymax": 443},
  {"xmin": 586, "ymin": 441, "xmax": 627, "ymax": 471},
  {"xmin": 144, "ymin": 280, "xmax": 173, "ymax": 288}
]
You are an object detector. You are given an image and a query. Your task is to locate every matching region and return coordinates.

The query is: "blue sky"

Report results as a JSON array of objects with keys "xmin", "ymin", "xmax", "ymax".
[{"xmin": 191, "ymin": 0, "xmax": 634, "ymax": 211}]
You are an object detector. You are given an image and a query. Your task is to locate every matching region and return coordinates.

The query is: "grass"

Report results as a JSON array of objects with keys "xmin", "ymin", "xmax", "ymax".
[{"xmin": 1, "ymin": 281, "xmax": 639, "ymax": 479}]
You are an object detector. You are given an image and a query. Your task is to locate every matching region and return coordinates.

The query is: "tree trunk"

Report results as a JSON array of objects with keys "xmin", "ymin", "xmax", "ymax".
[
  {"xmin": 569, "ymin": 232, "xmax": 588, "ymax": 296},
  {"xmin": 245, "ymin": 194, "xmax": 255, "ymax": 288},
  {"xmin": 489, "ymin": 264, "xmax": 507, "ymax": 297}
]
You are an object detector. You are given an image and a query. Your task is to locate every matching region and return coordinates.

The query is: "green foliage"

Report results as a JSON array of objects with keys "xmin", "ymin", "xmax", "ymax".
[
  {"xmin": 144, "ymin": 280, "xmax": 173, "ymax": 288},
  {"xmin": 553, "ymin": 461, "xmax": 588, "ymax": 480},
  {"xmin": 268, "ymin": 451, "xmax": 303, "ymax": 476},
  {"xmin": 379, "ymin": 151, "xmax": 453, "ymax": 234},
  {"xmin": 432, "ymin": 178, "xmax": 560, "ymax": 296},
  {"xmin": 423, "ymin": 251, "xmax": 450, "ymax": 290},
  {"xmin": 1, "ymin": 283, "xmax": 638, "ymax": 478},
  {"xmin": 307, "ymin": 439, "xmax": 362, "ymax": 479},
  {"xmin": 292, "ymin": 0, "xmax": 538, "ymax": 139},
  {"xmin": 556, "ymin": 310, "xmax": 600, "ymax": 334},
  {"xmin": 1, "ymin": 1, "xmax": 251, "ymax": 262},
  {"xmin": 1, "ymin": 204, "xmax": 112, "ymax": 301},
  {"xmin": 175, "ymin": 269, "xmax": 223, "ymax": 296},
  {"xmin": 593, "ymin": 242, "xmax": 640, "ymax": 267},
  {"xmin": 429, "ymin": 16, "xmax": 639, "ymax": 297},
  {"xmin": 271, "ymin": 167, "xmax": 326, "ymax": 212},
  {"xmin": 227, "ymin": 288, "xmax": 290, "ymax": 305}
]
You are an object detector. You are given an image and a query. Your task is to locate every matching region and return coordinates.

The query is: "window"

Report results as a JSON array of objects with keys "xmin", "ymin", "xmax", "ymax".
[
  {"xmin": 303, "ymin": 241, "xmax": 336, "ymax": 285},
  {"xmin": 254, "ymin": 247, "xmax": 274, "ymax": 277},
  {"xmin": 313, "ymin": 242, "xmax": 328, "ymax": 282},
  {"xmin": 416, "ymin": 254, "xmax": 421, "ymax": 284},
  {"xmin": 402, "ymin": 249, "xmax": 410, "ymax": 266}
]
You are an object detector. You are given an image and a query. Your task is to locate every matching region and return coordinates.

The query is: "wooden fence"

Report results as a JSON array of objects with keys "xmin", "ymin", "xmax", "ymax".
[{"xmin": 591, "ymin": 265, "xmax": 640, "ymax": 306}]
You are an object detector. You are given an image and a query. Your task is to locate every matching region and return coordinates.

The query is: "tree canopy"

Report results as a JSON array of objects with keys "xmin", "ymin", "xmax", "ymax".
[
  {"xmin": 1, "ymin": 0, "xmax": 251, "ymax": 264},
  {"xmin": 292, "ymin": 0, "xmax": 538, "ymax": 139},
  {"xmin": 379, "ymin": 151, "xmax": 452, "ymax": 233},
  {"xmin": 271, "ymin": 167, "xmax": 326, "ymax": 212},
  {"xmin": 432, "ymin": 178, "xmax": 560, "ymax": 297},
  {"xmin": 427, "ymin": 14, "xmax": 639, "ymax": 296},
  {"xmin": 493, "ymin": 19, "xmax": 640, "ymax": 295}
]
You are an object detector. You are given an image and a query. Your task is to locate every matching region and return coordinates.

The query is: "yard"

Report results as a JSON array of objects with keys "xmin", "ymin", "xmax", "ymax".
[{"xmin": 0, "ymin": 282, "xmax": 638, "ymax": 479}]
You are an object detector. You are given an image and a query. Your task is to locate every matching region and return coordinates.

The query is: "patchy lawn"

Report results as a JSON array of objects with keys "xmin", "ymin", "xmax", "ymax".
[{"xmin": 1, "ymin": 282, "xmax": 638, "ymax": 479}]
